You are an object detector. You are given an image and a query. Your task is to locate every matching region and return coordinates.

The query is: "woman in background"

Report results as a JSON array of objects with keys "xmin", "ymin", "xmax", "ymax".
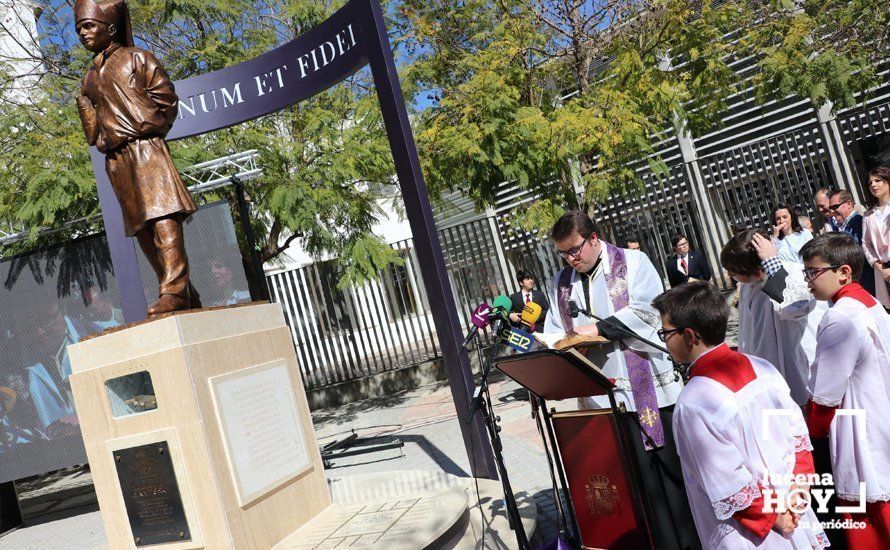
[
  {"xmin": 772, "ymin": 203, "xmax": 813, "ymax": 263},
  {"xmin": 863, "ymin": 166, "xmax": 890, "ymax": 309}
]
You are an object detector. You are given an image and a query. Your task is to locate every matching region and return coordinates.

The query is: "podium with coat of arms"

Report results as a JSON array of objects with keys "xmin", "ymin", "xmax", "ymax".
[{"xmin": 495, "ymin": 346, "xmax": 653, "ymax": 549}]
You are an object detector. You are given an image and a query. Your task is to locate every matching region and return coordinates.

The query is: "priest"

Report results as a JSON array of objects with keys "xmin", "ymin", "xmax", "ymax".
[{"xmin": 543, "ymin": 210, "xmax": 698, "ymax": 550}]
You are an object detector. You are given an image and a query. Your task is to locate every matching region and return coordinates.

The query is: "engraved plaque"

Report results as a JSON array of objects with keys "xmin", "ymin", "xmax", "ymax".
[
  {"xmin": 114, "ymin": 441, "xmax": 190, "ymax": 546},
  {"xmin": 209, "ymin": 359, "xmax": 311, "ymax": 505}
]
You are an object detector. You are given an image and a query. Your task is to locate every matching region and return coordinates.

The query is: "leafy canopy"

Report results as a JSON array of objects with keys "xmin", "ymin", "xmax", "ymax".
[
  {"xmin": 0, "ymin": 0, "xmax": 405, "ymax": 287},
  {"xmin": 399, "ymin": 0, "xmax": 887, "ymax": 231}
]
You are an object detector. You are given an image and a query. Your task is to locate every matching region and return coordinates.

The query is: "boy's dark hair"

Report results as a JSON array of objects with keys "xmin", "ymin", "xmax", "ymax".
[
  {"xmin": 551, "ymin": 210, "xmax": 599, "ymax": 241},
  {"xmin": 720, "ymin": 229, "xmax": 768, "ymax": 277},
  {"xmin": 516, "ymin": 270, "xmax": 534, "ymax": 284},
  {"xmin": 652, "ymin": 281, "xmax": 729, "ymax": 346},
  {"xmin": 670, "ymin": 234, "xmax": 687, "ymax": 248},
  {"xmin": 799, "ymin": 232, "xmax": 865, "ymax": 281}
]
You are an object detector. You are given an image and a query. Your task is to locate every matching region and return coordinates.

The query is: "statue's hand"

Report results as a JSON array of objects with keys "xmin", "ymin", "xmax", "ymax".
[{"xmin": 76, "ymin": 95, "xmax": 99, "ymax": 145}]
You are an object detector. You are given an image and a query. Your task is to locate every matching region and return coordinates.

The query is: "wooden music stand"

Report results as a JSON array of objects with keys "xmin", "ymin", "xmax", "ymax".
[{"xmin": 495, "ymin": 348, "xmax": 653, "ymax": 550}]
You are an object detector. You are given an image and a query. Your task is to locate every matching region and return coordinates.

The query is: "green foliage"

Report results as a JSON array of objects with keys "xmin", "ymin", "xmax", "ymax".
[
  {"xmin": 401, "ymin": 0, "xmax": 886, "ymax": 233},
  {"xmin": 744, "ymin": 0, "xmax": 884, "ymax": 110},
  {"xmin": 0, "ymin": 0, "xmax": 401, "ymax": 287}
]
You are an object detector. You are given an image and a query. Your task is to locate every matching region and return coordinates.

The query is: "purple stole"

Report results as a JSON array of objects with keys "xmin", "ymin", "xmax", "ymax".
[{"xmin": 557, "ymin": 243, "xmax": 666, "ymax": 451}]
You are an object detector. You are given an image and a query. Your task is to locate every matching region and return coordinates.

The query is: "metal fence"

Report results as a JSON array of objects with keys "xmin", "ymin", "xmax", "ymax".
[
  {"xmin": 594, "ymin": 159, "xmax": 712, "ymax": 284},
  {"xmin": 592, "ymin": 98, "xmax": 889, "ymax": 290},
  {"xmin": 267, "ymin": 241, "xmax": 439, "ymax": 390},
  {"xmin": 699, "ymin": 123, "xmax": 835, "ymax": 231},
  {"xmin": 266, "ymin": 217, "xmax": 565, "ymax": 390}
]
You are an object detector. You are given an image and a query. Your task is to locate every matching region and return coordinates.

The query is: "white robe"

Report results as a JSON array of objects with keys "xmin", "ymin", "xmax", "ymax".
[
  {"xmin": 737, "ymin": 261, "xmax": 827, "ymax": 405},
  {"xmin": 807, "ymin": 291, "xmax": 890, "ymax": 502},
  {"xmin": 675, "ymin": 348, "xmax": 828, "ymax": 549},
  {"xmin": 543, "ymin": 246, "xmax": 682, "ymax": 410}
]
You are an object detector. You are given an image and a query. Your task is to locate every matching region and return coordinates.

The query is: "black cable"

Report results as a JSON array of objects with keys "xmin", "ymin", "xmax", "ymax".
[{"xmin": 471, "ymin": 339, "xmax": 487, "ymax": 546}]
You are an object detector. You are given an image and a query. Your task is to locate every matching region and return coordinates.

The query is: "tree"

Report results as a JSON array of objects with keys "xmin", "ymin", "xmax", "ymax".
[
  {"xmin": 0, "ymin": 0, "xmax": 405, "ymax": 287},
  {"xmin": 400, "ymin": 0, "xmax": 887, "ymax": 232}
]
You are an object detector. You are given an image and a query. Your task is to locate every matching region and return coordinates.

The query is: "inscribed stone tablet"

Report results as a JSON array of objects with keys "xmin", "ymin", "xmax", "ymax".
[
  {"xmin": 209, "ymin": 359, "xmax": 311, "ymax": 505},
  {"xmin": 280, "ymin": 488, "xmax": 468, "ymax": 549}
]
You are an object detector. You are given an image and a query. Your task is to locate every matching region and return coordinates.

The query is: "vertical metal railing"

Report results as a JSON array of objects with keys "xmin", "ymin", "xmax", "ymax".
[
  {"xmin": 699, "ymin": 123, "xmax": 835, "ymax": 232},
  {"xmin": 265, "ymin": 216, "xmax": 564, "ymax": 389}
]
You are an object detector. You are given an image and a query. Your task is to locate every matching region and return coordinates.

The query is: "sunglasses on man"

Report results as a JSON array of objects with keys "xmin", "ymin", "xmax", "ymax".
[{"xmin": 827, "ymin": 199, "xmax": 851, "ymax": 211}]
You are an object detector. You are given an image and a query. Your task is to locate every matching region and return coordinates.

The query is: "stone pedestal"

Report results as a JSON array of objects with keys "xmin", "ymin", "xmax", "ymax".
[{"xmin": 68, "ymin": 303, "xmax": 330, "ymax": 549}]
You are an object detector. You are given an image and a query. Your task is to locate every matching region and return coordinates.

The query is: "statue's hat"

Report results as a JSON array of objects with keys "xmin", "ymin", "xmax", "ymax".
[{"xmin": 74, "ymin": 0, "xmax": 134, "ymax": 47}]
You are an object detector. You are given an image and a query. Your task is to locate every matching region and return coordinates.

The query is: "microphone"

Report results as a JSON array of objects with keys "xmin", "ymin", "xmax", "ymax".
[
  {"xmin": 567, "ymin": 300, "xmax": 670, "ymax": 354},
  {"xmin": 461, "ymin": 302, "xmax": 492, "ymax": 349},
  {"xmin": 487, "ymin": 294, "xmax": 512, "ymax": 333},
  {"xmin": 491, "ymin": 294, "xmax": 512, "ymax": 318},
  {"xmin": 520, "ymin": 301, "xmax": 542, "ymax": 332},
  {"xmin": 568, "ymin": 301, "xmax": 582, "ymax": 319}
]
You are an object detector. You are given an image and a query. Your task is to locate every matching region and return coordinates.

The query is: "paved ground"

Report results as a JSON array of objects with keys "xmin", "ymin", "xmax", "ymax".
[
  {"xmin": 1, "ymin": 372, "xmax": 562, "ymax": 550},
  {"xmin": 2, "ymin": 303, "xmax": 740, "ymax": 549}
]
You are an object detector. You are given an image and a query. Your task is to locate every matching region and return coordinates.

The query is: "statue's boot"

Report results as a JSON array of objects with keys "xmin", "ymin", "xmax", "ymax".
[
  {"xmin": 186, "ymin": 282, "xmax": 202, "ymax": 309},
  {"xmin": 147, "ymin": 218, "xmax": 191, "ymax": 316},
  {"xmin": 136, "ymin": 223, "xmax": 164, "ymax": 287}
]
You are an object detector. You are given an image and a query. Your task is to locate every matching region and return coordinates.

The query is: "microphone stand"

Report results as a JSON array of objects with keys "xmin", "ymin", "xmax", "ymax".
[
  {"xmin": 468, "ymin": 318, "xmax": 530, "ymax": 550},
  {"xmin": 569, "ymin": 301, "xmax": 669, "ymax": 354},
  {"xmin": 570, "ymin": 301, "xmax": 690, "ymax": 380}
]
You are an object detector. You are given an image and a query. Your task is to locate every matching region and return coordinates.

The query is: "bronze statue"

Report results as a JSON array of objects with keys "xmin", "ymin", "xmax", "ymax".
[{"xmin": 74, "ymin": 0, "xmax": 200, "ymax": 316}]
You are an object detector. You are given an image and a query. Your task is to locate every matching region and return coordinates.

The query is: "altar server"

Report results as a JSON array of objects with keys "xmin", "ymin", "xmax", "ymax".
[
  {"xmin": 720, "ymin": 230, "xmax": 826, "ymax": 405},
  {"xmin": 801, "ymin": 232, "xmax": 890, "ymax": 548},
  {"xmin": 653, "ymin": 281, "xmax": 828, "ymax": 549},
  {"xmin": 544, "ymin": 210, "xmax": 696, "ymax": 550}
]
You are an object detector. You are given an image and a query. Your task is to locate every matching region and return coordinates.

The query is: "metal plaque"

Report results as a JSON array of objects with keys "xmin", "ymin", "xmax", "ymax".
[{"xmin": 114, "ymin": 441, "xmax": 191, "ymax": 546}]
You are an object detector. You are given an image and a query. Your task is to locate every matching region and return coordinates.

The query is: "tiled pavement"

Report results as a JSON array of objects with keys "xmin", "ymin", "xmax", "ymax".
[{"xmin": 312, "ymin": 371, "xmax": 565, "ymax": 547}]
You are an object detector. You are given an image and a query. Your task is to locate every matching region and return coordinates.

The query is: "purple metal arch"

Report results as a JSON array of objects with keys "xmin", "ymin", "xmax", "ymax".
[{"xmin": 91, "ymin": 0, "xmax": 496, "ymax": 479}]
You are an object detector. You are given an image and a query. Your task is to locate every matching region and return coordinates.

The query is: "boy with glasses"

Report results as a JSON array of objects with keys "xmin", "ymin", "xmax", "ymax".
[
  {"xmin": 720, "ymin": 230, "xmax": 827, "ymax": 405},
  {"xmin": 653, "ymin": 282, "xmax": 828, "ymax": 549},
  {"xmin": 800, "ymin": 232, "xmax": 890, "ymax": 548}
]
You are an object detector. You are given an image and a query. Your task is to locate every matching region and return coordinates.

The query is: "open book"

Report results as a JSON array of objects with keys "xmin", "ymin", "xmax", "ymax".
[{"xmin": 534, "ymin": 331, "xmax": 611, "ymax": 351}]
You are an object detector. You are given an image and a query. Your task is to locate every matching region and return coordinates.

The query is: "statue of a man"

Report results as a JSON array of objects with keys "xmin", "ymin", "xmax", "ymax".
[{"xmin": 74, "ymin": 0, "xmax": 200, "ymax": 316}]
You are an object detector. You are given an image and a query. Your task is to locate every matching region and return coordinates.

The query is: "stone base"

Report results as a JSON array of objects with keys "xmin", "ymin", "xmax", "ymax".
[{"xmin": 68, "ymin": 303, "xmax": 330, "ymax": 549}]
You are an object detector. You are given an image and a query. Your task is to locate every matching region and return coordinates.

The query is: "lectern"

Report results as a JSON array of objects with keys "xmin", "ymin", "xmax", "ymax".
[{"xmin": 495, "ymin": 348, "xmax": 653, "ymax": 549}]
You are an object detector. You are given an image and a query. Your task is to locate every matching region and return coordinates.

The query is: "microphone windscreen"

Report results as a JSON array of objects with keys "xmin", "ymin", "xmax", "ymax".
[
  {"xmin": 568, "ymin": 300, "xmax": 579, "ymax": 318},
  {"xmin": 492, "ymin": 294, "xmax": 512, "ymax": 315},
  {"xmin": 521, "ymin": 302, "xmax": 542, "ymax": 324},
  {"xmin": 471, "ymin": 303, "xmax": 491, "ymax": 328}
]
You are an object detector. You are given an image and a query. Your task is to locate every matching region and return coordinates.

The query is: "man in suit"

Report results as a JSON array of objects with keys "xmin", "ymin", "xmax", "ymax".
[
  {"xmin": 830, "ymin": 189, "xmax": 876, "ymax": 295},
  {"xmin": 666, "ymin": 234, "xmax": 712, "ymax": 288},
  {"xmin": 508, "ymin": 270, "xmax": 549, "ymax": 332}
]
